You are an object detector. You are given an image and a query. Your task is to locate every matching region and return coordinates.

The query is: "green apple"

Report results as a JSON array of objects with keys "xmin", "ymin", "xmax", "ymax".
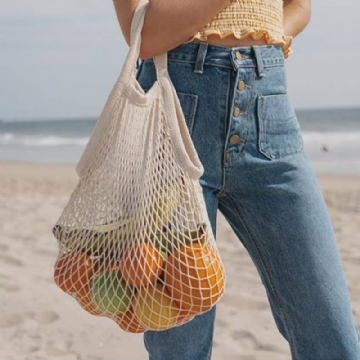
[{"xmin": 89, "ymin": 269, "xmax": 132, "ymax": 315}]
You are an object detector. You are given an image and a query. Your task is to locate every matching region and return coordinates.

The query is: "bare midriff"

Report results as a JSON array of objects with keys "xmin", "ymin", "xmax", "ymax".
[{"xmin": 192, "ymin": 34, "xmax": 269, "ymax": 47}]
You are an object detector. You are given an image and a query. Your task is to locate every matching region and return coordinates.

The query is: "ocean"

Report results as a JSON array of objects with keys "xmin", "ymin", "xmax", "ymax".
[{"xmin": 1, "ymin": 108, "xmax": 359, "ymax": 174}]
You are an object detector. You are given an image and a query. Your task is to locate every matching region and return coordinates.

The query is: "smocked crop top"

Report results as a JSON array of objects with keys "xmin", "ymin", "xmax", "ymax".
[{"xmin": 183, "ymin": 0, "xmax": 293, "ymax": 58}]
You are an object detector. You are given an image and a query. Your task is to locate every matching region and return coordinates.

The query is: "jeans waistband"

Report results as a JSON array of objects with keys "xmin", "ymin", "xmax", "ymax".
[{"xmin": 165, "ymin": 42, "xmax": 285, "ymax": 77}]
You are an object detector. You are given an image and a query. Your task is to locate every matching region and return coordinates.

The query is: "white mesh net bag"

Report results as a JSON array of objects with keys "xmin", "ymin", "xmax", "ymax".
[{"xmin": 52, "ymin": 0, "xmax": 225, "ymax": 333}]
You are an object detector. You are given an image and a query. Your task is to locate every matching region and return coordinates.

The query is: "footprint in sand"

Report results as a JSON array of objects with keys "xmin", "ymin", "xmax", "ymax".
[
  {"xmin": 45, "ymin": 339, "xmax": 74, "ymax": 356},
  {"xmin": 259, "ymin": 342, "xmax": 287, "ymax": 353},
  {"xmin": 232, "ymin": 330, "xmax": 260, "ymax": 350},
  {"xmin": 32, "ymin": 310, "xmax": 60, "ymax": 325},
  {"xmin": 0, "ymin": 281, "xmax": 20, "ymax": 292},
  {"xmin": 21, "ymin": 343, "xmax": 41, "ymax": 354},
  {"xmin": 0, "ymin": 254, "xmax": 24, "ymax": 267},
  {"xmin": 0, "ymin": 313, "xmax": 24, "ymax": 328}
]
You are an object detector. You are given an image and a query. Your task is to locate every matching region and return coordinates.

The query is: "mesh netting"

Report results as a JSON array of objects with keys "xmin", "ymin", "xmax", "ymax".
[{"xmin": 51, "ymin": 0, "xmax": 225, "ymax": 333}]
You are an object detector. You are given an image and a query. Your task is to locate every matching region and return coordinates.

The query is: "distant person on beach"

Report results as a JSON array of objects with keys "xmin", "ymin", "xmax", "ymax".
[{"xmin": 114, "ymin": 0, "xmax": 360, "ymax": 359}]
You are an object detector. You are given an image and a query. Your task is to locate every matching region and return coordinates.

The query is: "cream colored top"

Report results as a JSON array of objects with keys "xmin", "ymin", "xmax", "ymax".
[{"xmin": 183, "ymin": 0, "xmax": 293, "ymax": 58}]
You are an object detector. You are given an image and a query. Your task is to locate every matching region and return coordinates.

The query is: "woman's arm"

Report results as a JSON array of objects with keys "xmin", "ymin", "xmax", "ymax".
[
  {"xmin": 283, "ymin": 0, "xmax": 311, "ymax": 37},
  {"xmin": 113, "ymin": 0, "xmax": 231, "ymax": 60}
]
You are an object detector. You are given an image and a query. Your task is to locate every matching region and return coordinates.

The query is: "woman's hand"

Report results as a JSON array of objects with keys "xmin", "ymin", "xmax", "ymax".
[{"xmin": 283, "ymin": 0, "xmax": 311, "ymax": 37}]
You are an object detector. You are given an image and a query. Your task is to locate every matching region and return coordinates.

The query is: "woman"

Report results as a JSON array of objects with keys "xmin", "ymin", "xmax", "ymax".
[{"xmin": 113, "ymin": 0, "xmax": 360, "ymax": 359}]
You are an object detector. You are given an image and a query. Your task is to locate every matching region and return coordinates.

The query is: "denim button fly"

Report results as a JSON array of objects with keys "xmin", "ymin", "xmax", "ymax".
[
  {"xmin": 238, "ymin": 81, "xmax": 245, "ymax": 91},
  {"xmin": 229, "ymin": 135, "xmax": 241, "ymax": 144},
  {"xmin": 233, "ymin": 107, "xmax": 241, "ymax": 117}
]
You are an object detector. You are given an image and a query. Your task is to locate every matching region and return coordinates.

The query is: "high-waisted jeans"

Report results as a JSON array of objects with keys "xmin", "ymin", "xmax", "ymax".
[{"xmin": 135, "ymin": 42, "xmax": 360, "ymax": 360}]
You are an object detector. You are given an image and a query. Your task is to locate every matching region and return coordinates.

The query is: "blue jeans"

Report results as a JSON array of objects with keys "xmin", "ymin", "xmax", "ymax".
[{"xmin": 135, "ymin": 42, "xmax": 360, "ymax": 360}]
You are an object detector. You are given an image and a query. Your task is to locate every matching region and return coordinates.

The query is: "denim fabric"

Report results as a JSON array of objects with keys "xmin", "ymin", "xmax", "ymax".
[{"xmin": 135, "ymin": 42, "xmax": 360, "ymax": 360}]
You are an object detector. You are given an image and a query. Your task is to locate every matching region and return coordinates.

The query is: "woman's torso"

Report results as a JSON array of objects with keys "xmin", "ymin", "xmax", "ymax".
[{"xmin": 185, "ymin": 0, "xmax": 292, "ymax": 57}]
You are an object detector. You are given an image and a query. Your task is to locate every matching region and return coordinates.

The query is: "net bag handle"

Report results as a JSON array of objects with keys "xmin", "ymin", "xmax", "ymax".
[{"xmin": 121, "ymin": 0, "xmax": 204, "ymax": 180}]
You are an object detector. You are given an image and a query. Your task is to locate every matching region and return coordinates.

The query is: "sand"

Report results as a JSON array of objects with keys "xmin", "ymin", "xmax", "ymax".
[{"xmin": 0, "ymin": 160, "xmax": 359, "ymax": 360}]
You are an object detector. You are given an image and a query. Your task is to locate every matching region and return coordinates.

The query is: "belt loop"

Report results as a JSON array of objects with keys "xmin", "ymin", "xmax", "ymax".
[
  {"xmin": 194, "ymin": 42, "xmax": 208, "ymax": 74},
  {"xmin": 230, "ymin": 49, "xmax": 240, "ymax": 71},
  {"xmin": 136, "ymin": 57, "xmax": 141, "ymax": 70},
  {"xmin": 253, "ymin": 46, "xmax": 265, "ymax": 77}
]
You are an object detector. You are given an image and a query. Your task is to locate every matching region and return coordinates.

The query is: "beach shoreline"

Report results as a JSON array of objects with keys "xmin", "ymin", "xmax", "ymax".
[{"xmin": 0, "ymin": 160, "xmax": 359, "ymax": 360}]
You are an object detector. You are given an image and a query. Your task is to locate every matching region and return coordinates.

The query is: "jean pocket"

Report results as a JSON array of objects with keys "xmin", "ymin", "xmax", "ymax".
[{"xmin": 257, "ymin": 93, "xmax": 304, "ymax": 160}]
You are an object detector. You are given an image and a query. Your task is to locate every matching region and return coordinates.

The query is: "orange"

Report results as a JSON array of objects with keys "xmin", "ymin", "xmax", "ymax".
[
  {"xmin": 132, "ymin": 283, "xmax": 180, "ymax": 330},
  {"xmin": 115, "ymin": 310, "xmax": 146, "ymax": 333},
  {"xmin": 164, "ymin": 242, "xmax": 225, "ymax": 314},
  {"xmin": 118, "ymin": 243, "xmax": 164, "ymax": 288},
  {"xmin": 54, "ymin": 251, "xmax": 96, "ymax": 298}
]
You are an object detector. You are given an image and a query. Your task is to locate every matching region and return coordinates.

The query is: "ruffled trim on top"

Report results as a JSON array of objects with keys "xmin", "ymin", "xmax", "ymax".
[{"xmin": 183, "ymin": 27, "xmax": 293, "ymax": 59}]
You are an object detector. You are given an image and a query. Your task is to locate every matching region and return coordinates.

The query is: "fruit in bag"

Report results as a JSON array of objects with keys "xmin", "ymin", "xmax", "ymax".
[
  {"xmin": 54, "ymin": 251, "xmax": 97, "ymax": 298},
  {"xmin": 155, "ymin": 223, "xmax": 207, "ymax": 254},
  {"xmin": 52, "ymin": 218, "xmax": 135, "ymax": 256},
  {"xmin": 133, "ymin": 283, "xmax": 180, "ymax": 330},
  {"xmin": 115, "ymin": 310, "xmax": 146, "ymax": 333},
  {"xmin": 149, "ymin": 181, "xmax": 181, "ymax": 231},
  {"xmin": 176, "ymin": 309, "xmax": 196, "ymax": 324},
  {"xmin": 51, "ymin": 179, "xmax": 182, "ymax": 258},
  {"xmin": 76, "ymin": 293, "xmax": 102, "ymax": 316},
  {"xmin": 90, "ymin": 269, "xmax": 133, "ymax": 315},
  {"xmin": 164, "ymin": 242, "xmax": 225, "ymax": 314},
  {"xmin": 118, "ymin": 243, "xmax": 164, "ymax": 288}
]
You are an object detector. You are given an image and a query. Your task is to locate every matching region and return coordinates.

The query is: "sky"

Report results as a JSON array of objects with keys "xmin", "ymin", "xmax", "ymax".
[{"xmin": 1, "ymin": 0, "xmax": 360, "ymax": 121}]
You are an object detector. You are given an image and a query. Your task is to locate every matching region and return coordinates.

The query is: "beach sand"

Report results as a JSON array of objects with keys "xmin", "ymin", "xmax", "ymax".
[{"xmin": 0, "ymin": 161, "xmax": 359, "ymax": 360}]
